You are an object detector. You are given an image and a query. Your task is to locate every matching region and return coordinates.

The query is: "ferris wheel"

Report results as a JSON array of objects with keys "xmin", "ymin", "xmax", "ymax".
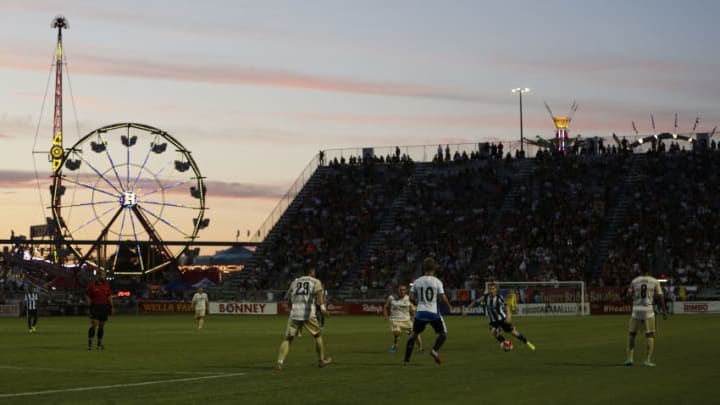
[{"xmin": 50, "ymin": 122, "xmax": 208, "ymax": 275}]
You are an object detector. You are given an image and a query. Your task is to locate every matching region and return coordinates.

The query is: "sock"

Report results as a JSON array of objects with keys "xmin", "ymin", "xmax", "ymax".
[
  {"xmin": 314, "ymin": 335, "xmax": 326, "ymax": 361},
  {"xmin": 433, "ymin": 333, "xmax": 447, "ymax": 352},
  {"xmin": 97, "ymin": 327, "xmax": 104, "ymax": 345},
  {"xmin": 393, "ymin": 335, "xmax": 398, "ymax": 346},
  {"xmin": 516, "ymin": 332, "xmax": 528, "ymax": 344},
  {"xmin": 627, "ymin": 335, "xmax": 635, "ymax": 361},
  {"xmin": 495, "ymin": 334, "xmax": 506, "ymax": 343},
  {"xmin": 277, "ymin": 340, "xmax": 290, "ymax": 363},
  {"xmin": 646, "ymin": 337, "xmax": 655, "ymax": 362},
  {"xmin": 88, "ymin": 326, "xmax": 96, "ymax": 346},
  {"xmin": 417, "ymin": 335, "xmax": 424, "ymax": 349},
  {"xmin": 198, "ymin": 319, "xmax": 204, "ymax": 329},
  {"xmin": 404, "ymin": 335, "xmax": 417, "ymax": 362}
]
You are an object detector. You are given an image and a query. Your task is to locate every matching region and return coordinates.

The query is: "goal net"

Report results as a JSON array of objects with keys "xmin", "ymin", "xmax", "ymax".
[{"xmin": 486, "ymin": 281, "xmax": 588, "ymax": 316}]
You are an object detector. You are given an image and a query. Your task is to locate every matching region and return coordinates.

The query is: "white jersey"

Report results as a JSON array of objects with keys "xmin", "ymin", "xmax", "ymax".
[
  {"xmin": 411, "ymin": 275, "xmax": 445, "ymax": 314},
  {"xmin": 386, "ymin": 294, "xmax": 413, "ymax": 322},
  {"xmin": 288, "ymin": 275, "xmax": 323, "ymax": 321},
  {"xmin": 192, "ymin": 292, "xmax": 208, "ymax": 311},
  {"xmin": 630, "ymin": 275, "xmax": 663, "ymax": 320}
]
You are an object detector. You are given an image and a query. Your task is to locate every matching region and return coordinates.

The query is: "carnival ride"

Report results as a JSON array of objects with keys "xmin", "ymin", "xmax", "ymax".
[
  {"xmin": 524, "ymin": 100, "xmax": 581, "ymax": 151},
  {"xmin": 32, "ymin": 16, "xmax": 208, "ymax": 275},
  {"xmin": 628, "ymin": 114, "xmax": 716, "ymax": 149}
]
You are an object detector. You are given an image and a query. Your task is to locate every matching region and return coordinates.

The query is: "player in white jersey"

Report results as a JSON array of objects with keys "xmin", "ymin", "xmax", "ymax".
[
  {"xmin": 403, "ymin": 257, "xmax": 453, "ymax": 366},
  {"xmin": 384, "ymin": 284, "xmax": 423, "ymax": 353},
  {"xmin": 276, "ymin": 266, "xmax": 332, "ymax": 370},
  {"xmin": 191, "ymin": 287, "xmax": 209, "ymax": 330},
  {"xmin": 624, "ymin": 269, "xmax": 667, "ymax": 367}
]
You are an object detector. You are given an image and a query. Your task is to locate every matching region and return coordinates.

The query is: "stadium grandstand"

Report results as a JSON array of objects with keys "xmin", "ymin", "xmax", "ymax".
[
  {"xmin": 224, "ymin": 133, "xmax": 720, "ymax": 303},
  {"xmin": 3, "ymin": 133, "xmax": 720, "ymax": 309}
]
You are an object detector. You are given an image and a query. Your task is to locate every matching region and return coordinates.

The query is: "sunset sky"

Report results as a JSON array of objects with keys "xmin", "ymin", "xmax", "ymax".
[{"xmin": 1, "ymin": 0, "xmax": 719, "ymax": 253}]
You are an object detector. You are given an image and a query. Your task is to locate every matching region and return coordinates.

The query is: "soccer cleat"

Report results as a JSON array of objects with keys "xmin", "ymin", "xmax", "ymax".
[
  {"xmin": 389, "ymin": 345, "xmax": 397, "ymax": 353},
  {"xmin": 403, "ymin": 361, "xmax": 409, "ymax": 367},
  {"xmin": 526, "ymin": 341, "xmax": 536, "ymax": 351},
  {"xmin": 318, "ymin": 358, "xmax": 333, "ymax": 368},
  {"xmin": 87, "ymin": 344, "xmax": 92, "ymax": 351},
  {"xmin": 96, "ymin": 344, "xmax": 104, "ymax": 350},
  {"xmin": 29, "ymin": 328, "xmax": 33, "ymax": 333},
  {"xmin": 275, "ymin": 362, "xmax": 284, "ymax": 371},
  {"xmin": 623, "ymin": 360, "xmax": 633, "ymax": 366},
  {"xmin": 643, "ymin": 361, "xmax": 656, "ymax": 367},
  {"xmin": 430, "ymin": 349, "xmax": 442, "ymax": 364},
  {"xmin": 31, "ymin": 326, "xmax": 37, "ymax": 332},
  {"xmin": 419, "ymin": 347, "xmax": 425, "ymax": 353}
]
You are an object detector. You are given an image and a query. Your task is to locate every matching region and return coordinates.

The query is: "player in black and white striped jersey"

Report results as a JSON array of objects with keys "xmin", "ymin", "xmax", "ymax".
[
  {"xmin": 463, "ymin": 282, "xmax": 535, "ymax": 350},
  {"xmin": 26, "ymin": 286, "xmax": 39, "ymax": 333}
]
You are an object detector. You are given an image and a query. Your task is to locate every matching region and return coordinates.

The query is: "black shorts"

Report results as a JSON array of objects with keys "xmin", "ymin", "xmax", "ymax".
[
  {"xmin": 90, "ymin": 304, "xmax": 111, "ymax": 322},
  {"xmin": 489, "ymin": 319, "xmax": 514, "ymax": 332}
]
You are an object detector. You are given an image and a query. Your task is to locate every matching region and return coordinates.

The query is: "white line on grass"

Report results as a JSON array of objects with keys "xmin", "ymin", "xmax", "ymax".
[
  {"xmin": 0, "ymin": 372, "xmax": 246, "ymax": 398},
  {"xmin": 0, "ymin": 365, "xmax": 219, "ymax": 375}
]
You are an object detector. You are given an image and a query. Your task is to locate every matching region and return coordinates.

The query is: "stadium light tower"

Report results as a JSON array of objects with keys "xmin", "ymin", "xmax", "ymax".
[{"xmin": 512, "ymin": 87, "xmax": 530, "ymax": 154}]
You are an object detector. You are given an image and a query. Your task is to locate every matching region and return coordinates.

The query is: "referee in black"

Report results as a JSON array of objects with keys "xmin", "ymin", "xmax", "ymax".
[{"xmin": 26, "ymin": 286, "xmax": 39, "ymax": 333}]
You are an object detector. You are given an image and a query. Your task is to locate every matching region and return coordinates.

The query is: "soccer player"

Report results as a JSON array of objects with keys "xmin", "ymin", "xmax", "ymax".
[
  {"xmin": 25, "ymin": 286, "xmax": 39, "ymax": 333},
  {"xmin": 276, "ymin": 266, "xmax": 332, "ymax": 370},
  {"xmin": 403, "ymin": 257, "xmax": 453, "ymax": 366},
  {"xmin": 624, "ymin": 267, "xmax": 668, "ymax": 367},
  {"xmin": 383, "ymin": 284, "xmax": 423, "ymax": 353},
  {"xmin": 85, "ymin": 269, "xmax": 114, "ymax": 350},
  {"xmin": 191, "ymin": 287, "xmax": 209, "ymax": 330},
  {"xmin": 463, "ymin": 282, "xmax": 535, "ymax": 350}
]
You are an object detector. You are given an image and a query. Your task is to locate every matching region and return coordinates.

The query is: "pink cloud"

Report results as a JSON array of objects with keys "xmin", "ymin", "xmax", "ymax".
[
  {"xmin": 83, "ymin": 55, "xmax": 485, "ymax": 102},
  {"xmin": 263, "ymin": 111, "xmax": 493, "ymax": 128},
  {"xmin": 0, "ymin": 46, "xmax": 487, "ymax": 103},
  {"xmin": 0, "ymin": 169, "xmax": 286, "ymax": 199},
  {"xmin": 203, "ymin": 180, "xmax": 286, "ymax": 199},
  {"xmin": 0, "ymin": 170, "xmax": 38, "ymax": 186}
]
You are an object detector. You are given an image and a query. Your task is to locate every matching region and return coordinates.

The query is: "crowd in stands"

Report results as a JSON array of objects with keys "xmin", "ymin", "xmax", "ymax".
[
  {"xmin": 483, "ymin": 152, "xmax": 628, "ymax": 288},
  {"xmin": 252, "ymin": 152, "xmax": 415, "ymax": 291},
  {"xmin": 6, "ymin": 139, "xmax": 720, "ymax": 301},
  {"xmin": 248, "ymin": 140, "xmax": 720, "ymax": 297},
  {"xmin": 601, "ymin": 147, "xmax": 720, "ymax": 289},
  {"xmin": 365, "ymin": 157, "xmax": 514, "ymax": 293}
]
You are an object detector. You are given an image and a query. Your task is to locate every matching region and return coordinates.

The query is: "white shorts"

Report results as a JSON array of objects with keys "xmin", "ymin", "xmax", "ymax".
[{"xmin": 390, "ymin": 320, "xmax": 413, "ymax": 334}]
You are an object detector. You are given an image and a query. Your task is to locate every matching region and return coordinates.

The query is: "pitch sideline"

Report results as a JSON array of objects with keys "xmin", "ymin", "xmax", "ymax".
[{"xmin": 0, "ymin": 372, "xmax": 246, "ymax": 398}]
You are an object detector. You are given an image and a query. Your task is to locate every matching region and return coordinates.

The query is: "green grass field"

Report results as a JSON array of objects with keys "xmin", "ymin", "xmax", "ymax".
[{"xmin": 1, "ymin": 314, "xmax": 718, "ymax": 404}]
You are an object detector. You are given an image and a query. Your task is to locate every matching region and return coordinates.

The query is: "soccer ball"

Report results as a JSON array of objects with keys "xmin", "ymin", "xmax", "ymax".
[{"xmin": 501, "ymin": 340, "xmax": 514, "ymax": 352}]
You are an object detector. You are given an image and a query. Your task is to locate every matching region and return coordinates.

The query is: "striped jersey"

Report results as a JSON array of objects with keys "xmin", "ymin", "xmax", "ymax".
[
  {"xmin": 630, "ymin": 275, "xmax": 663, "ymax": 320},
  {"xmin": 25, "ymin": 292, "xmax": 39, "ymax": 311},
  {"xmin": 287, "ymin": 275, "xmax": 323, "ymax": 321},
  {"xmin": 411, "ymin": 275, "xmax": 445, "ymax": 318},
  {"xmin": 386, "ymin": 294, "xmax": 413, "ymax": 322},
  {"xmin": 479, "ymin": 293, "xmax": 507, "ymax": 323}
]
